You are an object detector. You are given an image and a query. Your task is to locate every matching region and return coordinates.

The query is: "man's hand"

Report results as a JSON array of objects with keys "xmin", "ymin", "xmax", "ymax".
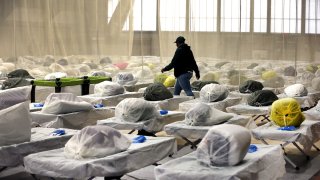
[
  {"xmin": 196, "ymin": 73, "xmax": 200, "ymax": 80},
  {"xmin": 161, "ymin": 68, "xmax": 165, "ymax": 73}
]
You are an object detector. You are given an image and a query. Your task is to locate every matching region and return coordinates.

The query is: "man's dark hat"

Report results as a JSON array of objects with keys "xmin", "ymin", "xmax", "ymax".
[{"xmin": 174, "ymin": 36, "xmax": 185, "ymax": 43}]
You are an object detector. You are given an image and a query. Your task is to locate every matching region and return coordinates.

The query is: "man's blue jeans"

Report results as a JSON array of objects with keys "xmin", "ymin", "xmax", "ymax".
[{"xmin": 174, "ymin": 72, "xmax": 194, "ymax": 96}]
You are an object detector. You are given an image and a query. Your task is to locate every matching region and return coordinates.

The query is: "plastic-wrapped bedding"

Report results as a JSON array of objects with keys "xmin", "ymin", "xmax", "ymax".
[
  {"xmin": 239, "ymin": 80, "xmax": 263, "ymax": 93},
  {"xmin": 200, "ymin": 84, "xmax": 229, "ymax": 103},
  {"xmin": 252, "ymin": 120, "xmax": 320, "ymax": 153},
  {"xmin": 284, "ymin": 83, "xmax": 308, "ymax": 97},
  {"xmin": 0, "ymin": 86, "xmax": 31, "ymax": 110},
  {"xmin": 185, "ymin": 103, "xmax": 233, "ymax": 126},
  {"xmin": 263, "ymin": 76, "xmax": 285, "ymax": 88},
  {"xmin": 94, "ymin": 81, "xmax": 125, "ymax": 96},
  {"xmin": 143, "ymin": 83, "xmax": 173, "ymax": 101},
  {"xmin": 0, "ymin": 102, "xmax": 31, "ymax": 146},
  {"xmin": 0, "ymin": 127, "xmax": 77, "ymax": 167},
  {"xmin": 196, "ymin": 124, "xmax": 251, "ymax": 166},
  {"xmin": 247, "ymin": 90, "xmax": 278, "ymax": 107},
  {"xmin": 312, "ymin": 77, "xmax": 320, "ymax": 91},
  {"xmin": 104, "ymin": 98, "xmax": 164, "ymax": 132},
  {"xmin": 164, "ymin": 115, "xmax": 252, "ymax": 140},
  {"xmin": 154, "ymin": 144, "xmax": 285, "ymax": 180},
  {"xmin": 64, "ymin": 126, "xmax": 130, "ymax": 159},
  {"xmin": 24, "ymin": 135, "xmax": 176, "ymax": 179},
  {"xmin": 270, "ymin": 98, "xmax": 305, "ymax": 127},
  {"xmin": 191, "ymin": 80, "xmax": 219, "ymax": 91},
  {"xmin": 44, "ymin": 72, "xmax": 67, "ymax": 80},
  {"xmin": 116, "ymin": 72, "xmax": 138, "ymax": 86},
  {"xmin": 179, "ymin": 97, "xmax": 242, "ymax": 112},
  {"xmin": 226, "ymin": 103, "xmax": 270, "ymax": 115},
  {"xmin": 41, "ymin": 93, "xmax": 93, "ymax": 114},
  {"xmin": 304, "ymin": 100, "xmax": 320, "ymax": 120},
  {"xmin": 284, "ymin": 66, "xmax": 297, "ymax": 76}
]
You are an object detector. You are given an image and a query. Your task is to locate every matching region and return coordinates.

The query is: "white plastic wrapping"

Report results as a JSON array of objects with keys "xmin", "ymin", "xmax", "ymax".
[
  {"xmin": 200, "ymin": 84, "xmax": 229, "ymax": 102},
  {"xmin": 164, "ymin": 115, "xmax": 252, "ymax": 140},
  {"xmin": 226, "ymin": 103, "xmax": 270, "ymax": 115},
  {"xmin": 185, "ymin": 103, "xmax": 233, "ymax": 126},
  {"xmin": 41, "ymin": 93, "xmax": 93, "ymax": 114},
  {"xmin": 116, "ymin": 72, "xmax": 138, "ymax": 86},
  {"xmin": 44, "ymin": 72, "xmax": 67, "ymax": 80},
  {"xmin": 0, "ymin": 86, "xmax": 31, "ymax": 110},
  {"xmin": 0, "ymin": 101, "xmax": 31, "ymax": 146},
  {"xmin": 304, "ymin": 100, "xmax": 320, "ymax": 120},
  {"xmin": 64, "ymin": 126, "xmax": 131, "ymax": 159},
  {"xmin": 0, "ymin": 127, "xmax": 77, "ymax": 167},
  {"xmin": 107, "ymin": 98, "xmax": 164, "ymax": 132},
  {"xmin": 94, "ymin": 81, "xmax": 125, "ymax": 96},
  {"xmin": 196, "ymin": 124, "xmax": 251, "ymax": 166},
  {"xmin": 24, "ymin": 135, "xmax": 176, "ymax": 179},
  {"xmin": 284, "ymin": 83, "xmax": 308, "ymax": 97},
  {"xmin": 154, "ymin": 145, "xmax": 286, "ymax": 180},
  {"xmin": 79, "ymin": 92, "xmax": 144, "ymax": 106}
]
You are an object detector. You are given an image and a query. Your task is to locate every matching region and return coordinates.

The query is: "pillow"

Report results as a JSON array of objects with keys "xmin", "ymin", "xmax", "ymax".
[
  {"xmin": 64, "ymin": 126, "xmax": 130, "ymax": 159},
  {"xmin": 0, "ymin": 86, "xmax": 31, "ymax": 110},
  {"xmin": 247, "ymin": 90, "xmax": 278, "ymax": 107},
  {"xmin": 0, "ymin": 102, "xmax": 31, "ymax": 146},
  {"xmin": 94, "ymin": 81, "xmax": 125, "ymax": 96},
  {"xmin": 196, "ymin": 124, "xmax": 251, "ymax": 166},
  {"xmin": 229, "ymin": 75, "xmax": 247, "ymax": 86},
  {"xmin": 201, "ymin": 71, "xmax": 220, "ymax": 81},
  {"xmin": 185, "ymin": 103, "xmax": 233, "ymax": 126},
  {"xmin": 154, "ymin": 74, "xmax": 169, "ymax": 84},
  {"xmin": 143, "ymin": 83, "xmax": 173, "ymax": 101},
  {"xmin": 284, "ymin": 84, "xmax": 308, "ymax": 97},
  {"xmin": 261, "ymin": 70, "xmax": 277, "ymax": 80},
  {"xmin": 263, "ymin": 76, "xmax": 285, "ymax": 88},
  {"xmin": 270, "ymin": 98, "xmax": 305, "ymax": 127},
  {"xmin": 41, "ymin": 93, "xmax": 93, "ymax": 114},
  {"xmin": 200, "ymin": 84, "xmax": 229, "ymax": 103},
  {"xmin": 114, "ymin": 62, "xmax": 128, "ymax": 70},
  {"xmin": 116, "ymin": 72, "xmax": 138, "ymax": 86},
  {"xmin": 239, "ymin": 80, "xmax": 264, "ymax": 93}
]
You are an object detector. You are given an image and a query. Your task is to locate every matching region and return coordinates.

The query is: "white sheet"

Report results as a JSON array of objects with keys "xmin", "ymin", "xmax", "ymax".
[
  {"xmin": 31, "ymin": 107, "xmax": 115, "ymax": 129},
  {"xmin": 179, "ymin": 97, "xmax": 242, "ymax": 112},
  {"xmin": 97, "ymin": 111, "xmax": 185, "ymax": 132},
  {"xmin": 154, "ymin": 144, "xmax": 285, "ymax": 180},
  {"xmin": 24, "ymin": 135, "xmax": 176, "ymax": 179},
  {"xmin": 164, "ymin": 115, "xmax": 252, "ymax": 140},
  {"xmin": 78, "ymin": 92, "xmax": 144, "ymax": 106},
  {"xmin": 0, "ymin": 127, "xmax": 77, "ymax": 167},
  {"xmin": 226, "ymin": 103, "xmax": 270, "ymax": 115},
  {"xmin": 251, "ymin": 120, "xmax": 320, "ymax": 152}
]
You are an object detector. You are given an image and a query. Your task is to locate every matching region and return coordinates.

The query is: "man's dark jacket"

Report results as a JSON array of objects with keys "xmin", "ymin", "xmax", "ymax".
[{"xmin": 163, "ymin": 44, "xmax": 200, "ymax": 78}]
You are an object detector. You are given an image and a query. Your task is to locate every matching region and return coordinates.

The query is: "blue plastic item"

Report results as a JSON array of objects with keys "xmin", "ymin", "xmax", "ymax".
[
  {"xmin": 33, "ymin": 103, "xmax": 44, "ymax": 107},
  {"xmin": 248, "ymin": 144, "xmax": 258, "ymax": 153},
  {"xmin": 277, "ymin": 126, "xmax": 296, "ymax": 131},
  {"xmin": 160, "ymin": 110, "xmax": 169, "ymax": 115},
  {"xmin": 132, "ymin": 135, "xmax": 147, "ymax": 143},
  {"xmin": 94, "ymin": 103, "xmax": 104, "ymax": 108},
  {"xmin": 51, "ymin": 129, "xmax": 66, "ymax": 136}
]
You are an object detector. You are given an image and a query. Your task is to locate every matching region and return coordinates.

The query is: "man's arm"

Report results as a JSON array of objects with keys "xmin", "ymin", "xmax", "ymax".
[
  {"xmin": 162, "ymin": 48, "xmax": 181, "ymax": 72},
  {"xmin": 190, "ymin": 51, "xmax": 200, "ymax": 79}
]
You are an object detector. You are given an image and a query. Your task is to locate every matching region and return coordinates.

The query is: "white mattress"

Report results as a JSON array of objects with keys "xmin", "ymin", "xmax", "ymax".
[
  {"xmin": 179, "ymin": 97, "xmax": 242, "ymax": 112},
  {"xmin": 97, "ymin": 111, "xmax": 185, "ymax": 132},
  {"xmin": 31, "ymin": 107, "xmax": 115, "ymax": 129},
  {"xmin": 78, "ymin": 92, "xmax": 144, "ymax": 106},
  {"xmin": 0, "ymin": 127, "xmax": 77, "ymax": 167},
  {"xmin": 147, "ymin": 96, "xmax": 193, "ymax": 110},
  {"xmin": 226, "ymin": 103, "xmax": 270, "ymax": 115},
  {"xmin": 252, "ymin": 120, "xmax": 320, "ymax": 152},
  {"xmin": 154, "ymin": 144, "xmax": 285, "ymax": 180},
  {"xmin": 164, "ymin": 115, "xmax": 252, "ymax": 140},
  {"xmin": 24, "ymin": 135, "xmax": 176, "ymax": 179}
]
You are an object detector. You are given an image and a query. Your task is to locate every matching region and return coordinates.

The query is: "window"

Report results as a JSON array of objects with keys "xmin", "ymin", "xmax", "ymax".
[
  {"xmin": 108, "ymin": 0, "xmax": 156, "ymax": 31},
  {"xmin": 221, "ymin": 0, "xmax": 250, "ymax": 32},
  {"xmin": 160, "ymin": 0, "xmax": 186, "ymax": 31},
  {"xmin": 254, "ymin": 0, "xmax": 268, "ymax": 32},
  {"xmin": 271, "ymin": 0, "xmax": 301, "ymax": 33},
  {"xmin": 189, "ymin": 0, "xmax": 217, "ymax": 32},
  {"xmin": 306, "ymin": 0, "xmax": 320, "ymax": 34}
]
